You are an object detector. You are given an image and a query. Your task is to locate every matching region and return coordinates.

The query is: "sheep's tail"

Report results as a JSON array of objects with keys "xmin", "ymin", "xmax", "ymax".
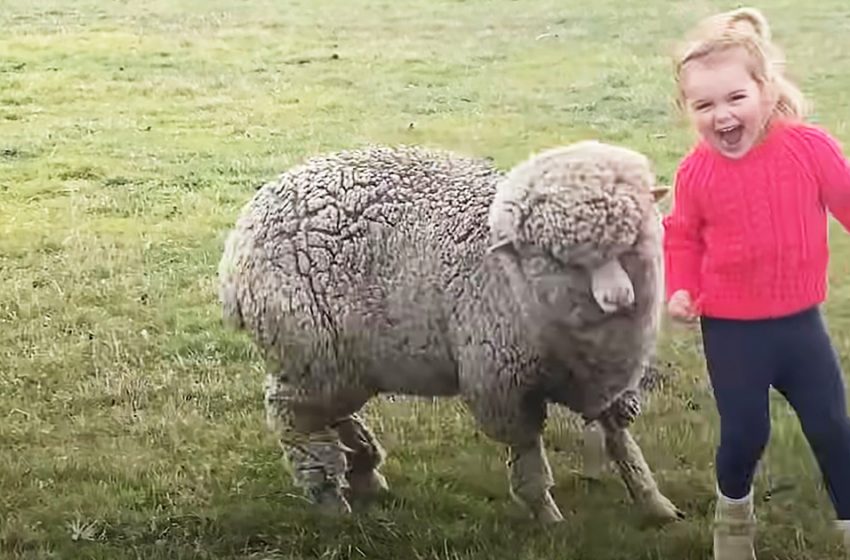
[{"xmin": 217, "ymin": 228, "xmax": 246, "ymax": 330}]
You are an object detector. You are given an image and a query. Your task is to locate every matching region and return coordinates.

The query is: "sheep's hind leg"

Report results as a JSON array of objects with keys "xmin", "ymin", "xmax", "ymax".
[
  {"xmin": 264, "ymin": 374, "xmax": 352, "ymax": 515},
  {"xmin": 598, "ymin": 404, "xmax": 684, "ymax": 524},
  {"xmin": 333, "ymin": 412, "xmax": 389, "ymax": 503}
]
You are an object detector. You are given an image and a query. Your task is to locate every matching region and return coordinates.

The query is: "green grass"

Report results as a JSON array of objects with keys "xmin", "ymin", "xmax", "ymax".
[{"xmin": 2, "ymin": 0, "xmax": 850, "ymax": 558}]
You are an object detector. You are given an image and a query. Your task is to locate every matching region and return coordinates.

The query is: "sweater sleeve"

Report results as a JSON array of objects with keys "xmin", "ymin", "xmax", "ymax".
[
  {"xmin": 806, "ymin": 126, "xmax": 850, "ymax": 232},
  {"xmin": 662, "ymin": 158, "xmax": 705, "ymax": 301}
]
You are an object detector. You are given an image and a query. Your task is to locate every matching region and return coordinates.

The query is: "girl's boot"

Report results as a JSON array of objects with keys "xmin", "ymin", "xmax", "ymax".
[
  {"xmin": 713, "ymin": 487, "xmax": 757, "ymax": 560},
  {"xmin": 836, "ymin": 521, "xmax": 850, "ymax": 554}
]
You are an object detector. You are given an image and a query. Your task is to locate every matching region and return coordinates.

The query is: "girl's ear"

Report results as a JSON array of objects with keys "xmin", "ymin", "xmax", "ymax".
[{"xmin": 759, "ymin": 79, "xmax": 779, "ymax": 117}]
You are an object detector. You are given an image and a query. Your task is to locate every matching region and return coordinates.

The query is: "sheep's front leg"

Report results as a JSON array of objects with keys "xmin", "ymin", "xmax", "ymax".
[
  {"xmin": 463, "ymin": 393, "xmax": 563, "ymax": 521},
  {"xmin": 507, "ymin": 435, "xmax": 564, "ymax": 523},
  {"xmin": 582, "ymin": 389, "xmax": 644, "ymax": 479},
  {"xmin": 581, "ymin": 420, "xmax": 608, "ymax": 480},
  {"xmin": 459, "ymin": 342, "xmax": 564, "ymax": 523},
  {"xmin": 590, "ymin": 258, "xmax": 634, "ymax": 313},
  {"xmin": 598, "ymin": 413, "xmax": 684, "ymax": 523},
  {"xmin": 333, "ymin": 413, "xmax": 389, "ymax": 503}
]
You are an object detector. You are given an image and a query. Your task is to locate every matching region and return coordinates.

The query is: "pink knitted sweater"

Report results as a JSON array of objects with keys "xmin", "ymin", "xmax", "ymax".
[{"xmin": 663, "ymin": 119, "xmax": 850, "ymax": 319}]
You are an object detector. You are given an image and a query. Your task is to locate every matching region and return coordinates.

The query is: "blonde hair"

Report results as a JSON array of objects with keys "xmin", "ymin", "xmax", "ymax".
[{"xmin": 674, "ymin": 7, "xmax": 808, "ymax": 121}]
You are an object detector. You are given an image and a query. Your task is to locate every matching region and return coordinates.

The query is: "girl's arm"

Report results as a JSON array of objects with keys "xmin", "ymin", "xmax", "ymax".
[
  {"xmin": 808, "ymin": 126, "xmax": 850, "ymax": 231},
  {"xmin": 662, "ymin": 161, "xmax": 705, "ymax": 302}
]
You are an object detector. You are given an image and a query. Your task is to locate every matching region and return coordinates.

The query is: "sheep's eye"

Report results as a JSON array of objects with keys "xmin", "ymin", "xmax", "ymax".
[{"xmin": 523, "ymin": 256, "xmax": 551, "ymax": 276}]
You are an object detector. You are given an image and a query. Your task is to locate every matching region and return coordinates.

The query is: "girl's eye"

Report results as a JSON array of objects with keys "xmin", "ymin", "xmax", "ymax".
[
  {"xmin": 694, "ymin": 103, "xmax": 711, "ymax": 112},
  {"xmin": 730, "ymin": 94, "xmax": 747, "ymax": 102}
]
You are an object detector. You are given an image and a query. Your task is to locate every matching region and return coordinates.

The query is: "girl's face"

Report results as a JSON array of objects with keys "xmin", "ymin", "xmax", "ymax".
[{"xmin": 680, "ymin": 48, "xmax": 774, "ymax": 159}]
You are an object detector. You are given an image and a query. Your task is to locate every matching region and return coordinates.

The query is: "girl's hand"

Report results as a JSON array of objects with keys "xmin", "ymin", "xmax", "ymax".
[{"xmin": 667, "ymin": 290, "xmax": 699, "ymax": 323}]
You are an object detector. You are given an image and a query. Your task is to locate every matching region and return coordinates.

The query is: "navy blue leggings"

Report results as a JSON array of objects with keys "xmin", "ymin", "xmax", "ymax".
[{"xmin": 700, "ymin": 306, "xmax": 850, "ymax": 519}]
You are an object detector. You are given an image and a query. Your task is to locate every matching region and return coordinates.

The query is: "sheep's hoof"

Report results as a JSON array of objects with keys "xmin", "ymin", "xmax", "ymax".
[
  {"xmin": 347, "ymin": 470, "xmax": 389, "ymax": 501},
  {"xmin": 311, "ymin": 485, "xmax": 353, "ymax": 516},
  {"xmin": 641, "ymin": 492, "xmax": 686, "ymax": 524},
  {"xmin": 532, "ymin": 494, "xmax": 565, "ymax": 524},
  {"xmin": 536, "ymin": 506, "xmax": 565, "ymax": 524}
]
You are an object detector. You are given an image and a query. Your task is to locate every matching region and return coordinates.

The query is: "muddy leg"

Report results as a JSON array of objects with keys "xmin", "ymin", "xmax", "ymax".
[
  {"xmin": 598, "ymin": 412, "xmax": 684, "ymax": 523},
  {"xmin": 264, "ymin": 373, "xmax": 353, "ymax": 515},
  {"xmin": 463, "ymin": 396, "xmax": 563, "ymax": 522},
  {"xmin": 582, "ymin": 388, "xmax": 643, "ymax": 480},
  {"xmin": 334, "ymin": 413, "xmax": 389, "ymax": 502},
  {"xmin": 507, "ymin": 435, "xmax": 565, "ymax": 522},
  {"xmin": 459, "ymin": 342, "xmax": 564, "ymax": 523},
  {"xmin": 581, "ymin": 420, "xmax": 608, "ymax": 480}
]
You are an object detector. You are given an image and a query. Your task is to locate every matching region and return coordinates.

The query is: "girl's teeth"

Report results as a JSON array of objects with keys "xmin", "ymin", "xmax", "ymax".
[{"xmin": 718, "ymin": 125, "xmax": 743, "ymax": 147}]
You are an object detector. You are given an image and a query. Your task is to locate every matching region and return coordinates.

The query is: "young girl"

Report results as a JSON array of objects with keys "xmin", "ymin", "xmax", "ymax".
[{"xmin": 663, "ymin": 6, "xmax": 850, "ymax": 559}]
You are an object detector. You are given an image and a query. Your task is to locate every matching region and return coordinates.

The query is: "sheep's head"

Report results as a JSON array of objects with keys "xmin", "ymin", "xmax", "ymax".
[{"xmin": 487, "ymin": 140, "xmax": 668, "ymax": 324}]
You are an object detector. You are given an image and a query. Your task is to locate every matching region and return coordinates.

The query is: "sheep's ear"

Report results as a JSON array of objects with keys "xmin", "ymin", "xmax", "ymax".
[
  {"xmin": 651, "ymin": 186, "xmax": 670, "ymax": 202},
  {"xmin": 488, "ymin": 238, "xmax": 517, "ymax": 254}
]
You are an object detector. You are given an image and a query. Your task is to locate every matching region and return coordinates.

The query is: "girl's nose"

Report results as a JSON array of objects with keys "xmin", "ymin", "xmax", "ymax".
[{"xmin": 714, "ymin": 106, "xmax": 733, "ymax": 124}]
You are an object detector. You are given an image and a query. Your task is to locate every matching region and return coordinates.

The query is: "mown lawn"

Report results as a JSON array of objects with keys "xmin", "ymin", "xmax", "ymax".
[{"xmin": 1, "ymin": 1, "xmax": 849, "ymax": 558}]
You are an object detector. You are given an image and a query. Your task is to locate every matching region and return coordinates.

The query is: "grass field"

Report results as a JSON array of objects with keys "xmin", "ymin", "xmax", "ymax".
[{"xmin": 2, "ymin": 1, "xmax": 850, "ymax": 558}]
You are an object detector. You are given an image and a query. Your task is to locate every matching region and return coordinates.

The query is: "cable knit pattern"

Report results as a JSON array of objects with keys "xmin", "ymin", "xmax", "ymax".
[{"xmin": 663, "ymin": 119, "xmax": 850, "ymax": 319}]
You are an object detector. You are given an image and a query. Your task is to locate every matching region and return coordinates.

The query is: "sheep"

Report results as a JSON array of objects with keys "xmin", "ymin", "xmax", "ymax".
[{"xmin": 217, "ymin": 140, "xmax": 683, "ymax": 524}]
